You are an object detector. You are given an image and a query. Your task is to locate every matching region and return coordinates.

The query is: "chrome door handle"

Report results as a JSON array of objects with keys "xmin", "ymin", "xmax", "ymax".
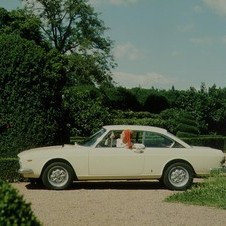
[{"xmin": 134, "ymin": 150, "xmax": 144, "ymax": 154}]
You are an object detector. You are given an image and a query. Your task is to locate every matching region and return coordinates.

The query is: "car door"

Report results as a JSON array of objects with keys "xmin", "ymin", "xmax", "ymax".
[{"xmin": 88, "ymin": 130, "xmax": 145, "ymax": 176}]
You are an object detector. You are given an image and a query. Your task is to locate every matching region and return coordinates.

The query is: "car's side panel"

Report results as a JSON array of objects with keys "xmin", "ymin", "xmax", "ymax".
[
  {"xmin": 61, "ymin": 148, "xmax": 89, "ymax": 177},
  {"xmin": 88, "ymin": 147, "xmax": 145, "ymax": 176}
]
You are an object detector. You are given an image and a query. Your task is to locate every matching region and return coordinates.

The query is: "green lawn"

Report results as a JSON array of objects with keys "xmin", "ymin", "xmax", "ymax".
[{"xmin": 166, "ymin": 174, "xmax": 226, "ymax": 209}]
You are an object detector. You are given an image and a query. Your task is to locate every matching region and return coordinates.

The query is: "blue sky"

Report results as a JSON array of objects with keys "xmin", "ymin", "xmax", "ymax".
[{"xmin": 1, "ymin": 0, "xmax": 226, "ymax": 90}]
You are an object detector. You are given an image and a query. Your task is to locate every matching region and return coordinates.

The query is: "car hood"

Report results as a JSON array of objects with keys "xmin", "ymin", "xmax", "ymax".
[{"xmin": 17, "ymin": 144, "xmax": 83, "ymax": 158}]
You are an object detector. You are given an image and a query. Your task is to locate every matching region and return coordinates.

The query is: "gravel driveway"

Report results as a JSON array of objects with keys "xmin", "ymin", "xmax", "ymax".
[{"xmin": 12, "ymin": 181, "xmax": 226, "ymax": 226}]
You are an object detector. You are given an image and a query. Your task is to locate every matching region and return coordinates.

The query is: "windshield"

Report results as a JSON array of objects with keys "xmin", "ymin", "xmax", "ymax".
[{"xmin": 79, "ymin": 128, "xmax": 106, "ymax": 147}]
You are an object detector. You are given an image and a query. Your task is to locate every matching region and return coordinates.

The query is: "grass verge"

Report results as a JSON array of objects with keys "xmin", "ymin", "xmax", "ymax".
[{"xmin": 166, "ymin": 174, "xmax": 226, "ymax": 209}]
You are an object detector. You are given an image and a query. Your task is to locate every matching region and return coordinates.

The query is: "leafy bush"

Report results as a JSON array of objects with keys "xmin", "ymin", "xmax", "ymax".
[
  {"xmin": 176, "ymin": 125, "xmax": 200, "ymax": 137},
  {"xmin": 182, "ymin": 136, "xmax": 226, "ymax": 151},
  {"xmin": 112, "ymin": 110, "xmax": 157, "ymax": 119},
  {"xmin": 176, "ymin": 131, "xmax": 199, "ymax": 138},
  {"xmin": 159, "ymin": 108, "xmax": 181, "ymax": 133},
  {"xmin": 70, "ymin": 136, "xmax": 86, "ymax": 144},
  {"xmin": 112, "ymin": 117, "xmax": 166, "ymax": 128},
  {"xmin": 176, "ymin": 111, "xmax": 200, "ymax": 137},
  {"xmin": 63, "ymin": 86, "xmax": 111, "ymax": 136},
  {"xmin": 0, "ymin": 179, "xmax": 41, "ymax": 225},
  {"xmin": 0, "ymin": 158, "xmax": 22, "ymax": 182},
  {"xmin": 111, "ymin": 110, "xmax": 167, "ymax": 128}
]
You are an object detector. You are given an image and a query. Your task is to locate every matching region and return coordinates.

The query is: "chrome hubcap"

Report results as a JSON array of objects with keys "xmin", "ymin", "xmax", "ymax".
[
  {"xmin": 169, "ymin": 167, "xmax": 189, "ymax": 187},
  {"xmin": 48, "ymin": 167, "xmax": 69, "ymax": 187}
]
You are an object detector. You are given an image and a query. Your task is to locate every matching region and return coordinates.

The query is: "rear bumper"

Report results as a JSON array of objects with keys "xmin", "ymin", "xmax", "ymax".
[{"xmin": 210, "ymin": 166, "xmax": 226, "ymax": 174}]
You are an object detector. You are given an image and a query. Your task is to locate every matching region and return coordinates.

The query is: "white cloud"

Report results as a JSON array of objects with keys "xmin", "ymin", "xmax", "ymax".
[
  {"xmin": 193, "ymin": 5, "xmax": 204, "ymax": 13},
  {"xmin": 112, "ymin": 71, "xmax": 176, "ymax": 89},
  {"xmin": 190, "ymin": 37, "xmax": 214, "ymax": 45},
  {"xmin": 222, "ymin": 35, "xmax": 226, "ymax": 43},
  {"xmin": 171, "ymin": 51, "xmax": 182, "ymax": 57},
  {"xmin": 202, "ymin": 0, "xmax": 226, "ymax": 15},
  {"xmin": 109, "ymin": 0, "xmax": 138, "ymax": 5},
  {"xmin": 190, "ymin": 35, "xmax": 226, "ymax": 45},
  {"xmin": 178, "ymin": 24, "xmax": 195, "ymax": 32},
  {"xmin": 89, "ymin": 0, "xmax": 138, "ymax": 6},
  {"xmin": 113, "ymin": 42, "xmax": 143, "ymax": 61}
]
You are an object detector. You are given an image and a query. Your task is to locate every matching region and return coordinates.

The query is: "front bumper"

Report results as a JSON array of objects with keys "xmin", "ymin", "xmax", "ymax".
[{"xmin": 18, "ymin": 168, "xmax": 34, "ymax": 175}]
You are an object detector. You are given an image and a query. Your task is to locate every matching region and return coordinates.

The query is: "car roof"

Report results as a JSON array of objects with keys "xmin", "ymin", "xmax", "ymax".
[
  {"xmin": 103, "ymin": 125, "xmax": 168, "ymax": 134},
  {"xmin": 103, "ymin": 125, "xmax": 191, "ymax": 148}
]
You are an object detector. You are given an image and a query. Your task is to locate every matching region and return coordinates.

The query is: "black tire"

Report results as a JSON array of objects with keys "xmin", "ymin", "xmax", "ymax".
[
  {"xmin": 163, "ymin": 162, "xmax": 193, "ymax": 191},
  {"xmin": 42, "ymin": 162, "xmax": 74, "ymax": 190},
  {"xmin": 29, "ymin": 178, "xmax": 43, "ymax": 185}
]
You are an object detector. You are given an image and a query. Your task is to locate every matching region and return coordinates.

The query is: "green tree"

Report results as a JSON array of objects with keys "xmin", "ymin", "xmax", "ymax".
[
  {"xmin": 165, "ymin": 86, "xmax": 208, "ymax": 134},
  {"xmin": 101, "ymin": 87, "xmax": 141, "ymax": 111},
  {"xmin": 207, "ymin": 85, "xmax": 226, "ymax": 135},
  {"xmin": 143, "ymin": 93, "xmax": 169, "ymax": 114},
  {"xmin": 23, "ymin": 0, "xmax": 116, "ymax": 86},
  {"xmin": 0, "ymin": 5, "xmax": 116, "ymax": 152},
  {"xmin": 131, "ymin": 87, "xmax": 156, "ymax": 107},
  {"xmin": 0, "ymin": 7, "xmax": 43, "ymax": 45}
]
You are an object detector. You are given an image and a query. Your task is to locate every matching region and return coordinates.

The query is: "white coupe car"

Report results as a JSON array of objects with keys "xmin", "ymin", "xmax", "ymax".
[{"xmin": 18, "ymin": 125, "xmax": 225, "ymax": 190}]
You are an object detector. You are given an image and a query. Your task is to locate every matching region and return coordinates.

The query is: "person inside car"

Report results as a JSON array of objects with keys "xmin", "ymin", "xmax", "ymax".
[{"xmin": 121, "ymin": 129, "xmax": 133, "ymax": 149}]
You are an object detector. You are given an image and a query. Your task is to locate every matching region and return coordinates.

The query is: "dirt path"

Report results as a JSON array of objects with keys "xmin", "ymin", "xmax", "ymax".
[{"xmin": 12, "ymin": 181, "xmax": 226, "ymax": 226}]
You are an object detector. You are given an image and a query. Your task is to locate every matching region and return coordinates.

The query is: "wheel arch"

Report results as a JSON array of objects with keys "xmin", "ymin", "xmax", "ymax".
[
  {"xmin": 40, "ymin": 158, "xmax": 77, "ymax": 180},
  {"xmin": 162, "ymin": 159, "xmax": 196, "ymax": 177}
]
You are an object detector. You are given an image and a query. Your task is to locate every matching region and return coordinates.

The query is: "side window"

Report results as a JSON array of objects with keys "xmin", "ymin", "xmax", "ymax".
[
  {"xmin": 97, "ymin": 130, "xmax": 144, "ymax": 148},
  {"xmin": 143, "ymin": 132, "xmax": 174, "ymax": 148},
  {"xmin": 131, "ymin": 131, "xmax": 143, "ymax": 144},
  {"xmin": 97, "ymin": 130, "xmax": 122, "ymax": 148}
]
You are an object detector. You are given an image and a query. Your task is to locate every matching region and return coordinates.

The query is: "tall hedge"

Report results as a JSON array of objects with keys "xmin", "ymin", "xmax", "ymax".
[
  {"xmin": 0, "ymin": 34, "xmax": 66, "ymax": 156},
  {"xmin": 63, "ymin": 86, "xmax": 111, "ymax": 136},
  {"xmin": 176, "ymin": 111, "xmax": 200, "ymax": 137},
  {"xmin": 0, "ymin": 158, "xmax": 22, "ymax": 182}
]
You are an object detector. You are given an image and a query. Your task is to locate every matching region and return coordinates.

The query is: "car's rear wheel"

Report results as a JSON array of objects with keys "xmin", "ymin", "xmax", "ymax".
[
  {"xmin": 163, "ymin": 162, "xmax": 193, "ymax": 190},
  {"xmin": 42, "ymin": 162, "xmax": 74, "ymax": 190}
]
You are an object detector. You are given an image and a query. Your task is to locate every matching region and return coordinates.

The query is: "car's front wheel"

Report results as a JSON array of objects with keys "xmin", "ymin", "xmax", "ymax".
[
  {"xmin": 42, "ymin": 162, "xmax": 74, "ymax": 190},
  {"xmin": 163, "ymin": 162, "xmax": 193, "ymax": 190}
]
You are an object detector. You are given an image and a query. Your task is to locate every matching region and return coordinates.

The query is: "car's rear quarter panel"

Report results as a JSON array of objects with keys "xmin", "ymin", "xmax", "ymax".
[{"xmin": 143, "ymin": 147, "xmax": 224, "ymax": 177}]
